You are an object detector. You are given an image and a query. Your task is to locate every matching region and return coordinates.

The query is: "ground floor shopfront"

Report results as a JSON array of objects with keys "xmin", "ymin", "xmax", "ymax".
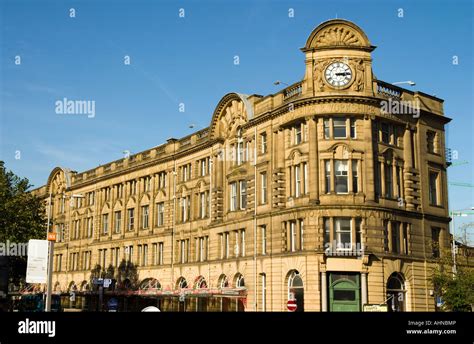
[{"xmin": 52, "ymin": 253, "xmax": 438, "ymax": 312}]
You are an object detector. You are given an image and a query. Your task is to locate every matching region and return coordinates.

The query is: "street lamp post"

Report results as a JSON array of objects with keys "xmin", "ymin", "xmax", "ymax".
[
  {"xmin": 45, "ymin": 191, "xmax": 53, "ymax": 312},
  {"xmin": 392, "ymin": 81, "xmax": 416, "ymax": 86},
  {"xmin": 449, "ymin": 209, "xmax": 473, "ymax": 277}
]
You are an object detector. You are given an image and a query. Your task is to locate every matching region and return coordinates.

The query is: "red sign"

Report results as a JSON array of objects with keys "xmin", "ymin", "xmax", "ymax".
[{"xmin": 287, "ymin": 299, "xmax": 297, "ymax": 312}]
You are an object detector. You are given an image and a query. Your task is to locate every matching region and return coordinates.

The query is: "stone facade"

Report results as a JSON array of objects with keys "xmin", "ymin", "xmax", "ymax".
[{"xmin": 33, "ymin": 19, "xmax": 451, "ymax": 311}]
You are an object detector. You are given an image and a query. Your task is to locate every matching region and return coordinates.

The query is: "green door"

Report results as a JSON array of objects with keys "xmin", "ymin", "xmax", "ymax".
[{"xmin": 329, "ymin": 273, "xmax": 360, "ymax": 312}]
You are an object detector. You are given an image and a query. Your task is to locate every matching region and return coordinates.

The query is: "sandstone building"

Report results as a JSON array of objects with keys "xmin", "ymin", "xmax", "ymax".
[{"xmin": 33, "ymin": 19, "xmax": 451, "ymax": 312}]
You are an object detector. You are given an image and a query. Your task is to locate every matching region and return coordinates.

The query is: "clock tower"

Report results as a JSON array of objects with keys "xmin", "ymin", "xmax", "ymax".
[{"xmin": 301, "ymin": 19, "xmax": 376, "ymax": 97}]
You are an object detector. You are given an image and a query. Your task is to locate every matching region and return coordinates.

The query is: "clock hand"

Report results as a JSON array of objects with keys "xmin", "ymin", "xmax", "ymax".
[{"xmin": 335, "ymin": 72, "xmax": 351, "ymax": 76}]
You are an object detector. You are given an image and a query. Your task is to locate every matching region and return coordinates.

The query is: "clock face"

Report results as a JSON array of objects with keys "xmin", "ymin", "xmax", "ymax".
[{"xmin": 325, "ymin": 62, "xmax": 352, "ymax": 87}]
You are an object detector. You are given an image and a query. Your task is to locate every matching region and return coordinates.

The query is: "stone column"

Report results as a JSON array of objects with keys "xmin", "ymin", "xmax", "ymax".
[
  {"xmin": 364, "ymin": 117, "xmax": 375, "ymax": 202},
  {"xmin": 321, "ymin": 271, "xmax": 328, "ymax": 312},
  {"xmin": 403, "ymin": 127, "xmax": 413, "ymax": 168},
  {"xmin": 308, "ymin": 116, "xmax": 319, "ymax": 203}
]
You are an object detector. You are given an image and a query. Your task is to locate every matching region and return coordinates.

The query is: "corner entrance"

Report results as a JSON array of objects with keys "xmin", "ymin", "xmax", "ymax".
[{"xmin": 329, "ymin": 273, "xmax": 360, "ymax": 312}]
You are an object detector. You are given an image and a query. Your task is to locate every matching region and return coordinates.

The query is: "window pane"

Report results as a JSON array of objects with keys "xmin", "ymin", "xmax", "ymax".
[
  {"xmin": 350, "ymin": 118, "xmax": 356, "ymax": 138},
  {"xmin": 324, "ymin": 119, "xmax": 330, "ymax": 139},
  {"xmin": 381, "ymin": 123, "xmax": 390, "ymax": 143},
  {"xmin": 325, "ymin": 160, "xmax": 331, "ymax": 193},
  {"xmin": 334, "ymin": 290, "xmax": 356, "ymax": 301},
  {"xmin": 352, "ymin": 160, "xmax": 358, "ymax": 193},
  {"xmin": 333, "ymin": 117, "xmax": 346, "ymax": 138},
  {"xmin": 335, "ymin": 160, "xmax": 348, "ymax": 193},
  {"xmin": 429, "ymin": 172, "xmax": 438, "ymax": 205}
]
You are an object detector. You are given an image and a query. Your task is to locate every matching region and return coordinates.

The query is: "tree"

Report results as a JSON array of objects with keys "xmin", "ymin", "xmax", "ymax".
[
  {"xmin": 0, "ymin": 161, "xmax": 46, "ymax": 287},
  {"xmin": 433, "ymin": 267, "xmax": 474, "ymax": 311},
  {"xmin": 116, "ymin": 259, "xmax": 138, "ymax": 290},
  {"xmin": 432, "ymin": 230, "xmax": 474, "ymax": 312},
  {"xmin": 89, "ymin": 264, "xmax": 116, "ymax": 291}
]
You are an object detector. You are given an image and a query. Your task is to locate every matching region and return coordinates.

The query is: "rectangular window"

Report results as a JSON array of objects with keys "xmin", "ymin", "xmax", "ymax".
[
  {"xmin": 157, "ymin": 172, "xmax": 167, "ymax": 189},
  {"xmin": 427, "ymin": 130, "xmax": 436, "ymax": 154},
  {"xmin": 290, "ymin": 221, "xmax": 296, "ymax": 252},
  {"xmin": 127, "ymin": 208, "xmax": 134, "ymax": 230},
  {"xmin": 325, "ymin": 160, "xmax": 331, "ymax": 193},
  {"xmin": 198, "ymin": 236, "xmax": 208, "ymax": 262},
  {"xmin": 295, "ymin": 165, "xmax": 301, "ymax": 197},
  {"xmin": 86, "ymin": 217, "xmax": 93, "ymax": 238},
  {"xmin": 355, "ymin": 218, "xmax": 362, "ymax": 247},
  {"xmin": 219, "ymin": 234, "xmax": 224, "ymax": 259},
  {"xmin": 137, "ymin": 245, "xmax": 142, "ymax": 266},
  {"xmin": 200, "ymin": 159, "xmax": 207, "ymax": 176},
  {"xmin": 225, "ymin": 232, "xmax": 230, "ymax": 259},
  {"xmin": 350, "ymin": 118, "xmax": 356, "ymax": 139},
  {"xmin": 260, "ymin": 273, "xmax": 266, "ymax": 312},
  {"xmin": 102, "ymin": 214, "xmax": 109, "ymax": 234},
  {"xmin": 142, "ymin": 205, "xmax": 149, "ymax": 229},
  {"xmin": 200, "ymin": 192, "xmax": 207, "ymax": 219},
  {"xmin": 352, "ymin": 160, "xmax": 358, "ymax": 193},
  {"xmin": 159, "ymin": 242, "xmax": 164, "ymax": 265},
  {"xmin": 324, "ymin": 118, "xmax": 330, "ymax": 139},
  {"xmin": 335, "ymin": 218, "xmax": 351, "ymax": 250},
  {"xmin": 260, "ymin": 172, "xmax": 267, "ymax": 204},
  {"xmin": 432, "ymin": 227, "xmax": 440, "ymax": 258},
  {"xmin": 143, "ymin": 244, "xmax": 148, "ymax": 266},
  {"xmin": 240, "ymin": 229, "xmax": 246, "ymax": 257},
  {"xmin": 429, "ymin": 171, "xmax": 439, "ymax": 205},
  {"xmin": 114, "ymin": 211, "xmax": 121, "ymax": 233},
  {"xmin": 152, "ymin": 243, "xmax": 157, "ymax": 265},
  {"xmin": 237, "ymin": 140, "xmax": 244, "ymax": 165},
  {"xmin": 180, "ymin": 240, "xmax": 185, "ymax": 263},
  {"xmin": 260, "ymin": 225, "xmax": 267, "ymax": 255},
  {"xmin": 324, "ymin": 218, "xmax": 330, "ymax": 246},
  {"xmin": 303, "ymin": 162, "xmax": 308, "ymax": 195},
  {"xmin": 239, "ymin": 180, "xmax": 247, "ymax": 210},
  {"xmin": 299, "ymin": 219, "xmax": 304, "ymax": 250},
  {"xmin": 385, "ymin": 164, "xmax": 393, "ymax": 198},
  {"xmin": 157, "ymin": 202, "xmax": 164, "ymax": 226},
  {"xmin": 260, "ymin": 132, "xmax": 267, "ymax": 154},
  {"xmin": 333, "ymin": 117, "xmax": 346, "ymax": 138},
  {"xmin": 230, "ymin": 182, "xmax": 237, "ymax": 211},
  {"xmin": 381, "ymin": 123, "xmax": 390, "ymax": 144},
  {"xmin": 392, "ymin": 222, "xmax": 400, "ymax": 254},
  {"xmin": 403, "ymin": 224, "xmax": 409, "ymax": 255},
  {"xmin": 181, "ymin": 196, "xmax": 190, "ymax": 222},
  {"xmin": 335, "ymin": 160, "xmax": 348, "ymax": 194},
  {"xmin": 396, "ymin": 166, "xmax": 402, "ymax": 198},
  {"xmin": 295, "ymin": 124, "xmax": 302, "ymax": 145}
]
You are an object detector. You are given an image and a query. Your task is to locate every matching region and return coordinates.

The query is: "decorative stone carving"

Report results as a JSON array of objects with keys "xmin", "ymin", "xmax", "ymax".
[
  {"xmin": 352, "ymin": 59, "xmax": 365, "ymax": 91},
  {"xmin": 314, "ymin": 26, "xmax": 363, "ymax": 47},
  {"xmin": 217, "ymin": 100, "xmax": 247, "ymax": 139}
]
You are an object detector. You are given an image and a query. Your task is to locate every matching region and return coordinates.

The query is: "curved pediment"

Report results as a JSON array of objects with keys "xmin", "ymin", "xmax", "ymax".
[
  {"xmin": 210, "ymin": 93, "xmax": 254, "ymax": 140},
  {"xmin": 46, "ymin": 166, "xmax": 73, "ymax": 194},
  {"xmin": 154, "ymin": 190, "xmax": 167, "ymax": 202},
  {"xmin": 304, "ymin": 19, "xmax": 373, "ymax": 51}
]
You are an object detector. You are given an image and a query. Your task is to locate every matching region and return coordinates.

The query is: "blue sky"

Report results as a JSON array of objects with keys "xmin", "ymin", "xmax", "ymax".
[{"xmin": 1, "ymin": 0, "xmax": 473, "ymax": 237}]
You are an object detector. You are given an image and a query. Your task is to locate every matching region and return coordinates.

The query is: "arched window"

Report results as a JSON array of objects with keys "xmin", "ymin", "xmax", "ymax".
[
  {"xmin": 177, "ymin": 277, "xmax": 188, "ymax": 289},
  {"xmin": 287, "ymin": 270, "xmax": 304, "ymax": 312},
  {"xmin": 218, "ymin": 274, "xmax": 229, "ymax": 288},
  {"xmin": 386, "ymin": 272, "xmax": 406, "ymax": 312},
  {"xmin": 195, "ymin": 276, "xmax": 207, "ymax": 289},
  {"xmin": 139, "ymin": 278, "xmax": 161, "ymax": 290},
  {"xmin": 234, "ymin": 273, "xmax": 245, "ymax": 288}
]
